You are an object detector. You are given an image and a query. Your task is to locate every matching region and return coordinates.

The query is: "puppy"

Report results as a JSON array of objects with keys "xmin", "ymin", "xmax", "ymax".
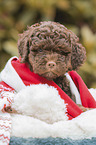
[
  {"xmin": 18, "ymin": 21, "xmax": 86, "ymax": 102},
  {"xmin": 5, "ymin": 21, "xmax": 92, "ymax": 114}
]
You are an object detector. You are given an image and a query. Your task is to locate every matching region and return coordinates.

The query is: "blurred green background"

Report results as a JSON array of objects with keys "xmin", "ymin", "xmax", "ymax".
[{"xmin": 0, "ymin": 0, "xmax": 96, "ymax": 88}]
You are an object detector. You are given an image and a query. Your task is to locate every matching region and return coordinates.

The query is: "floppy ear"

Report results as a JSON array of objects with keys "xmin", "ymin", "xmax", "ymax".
[
  {"xmin": 17, "ymin": 24, "xmax": 40, "ymax": 63},
  {"xmin": 17, "ymin": 29, "xmax": 31, "ymax": 63},
  {"xmin": 71, "ymin": 43, "xmax": 86, "ymax": 70}
]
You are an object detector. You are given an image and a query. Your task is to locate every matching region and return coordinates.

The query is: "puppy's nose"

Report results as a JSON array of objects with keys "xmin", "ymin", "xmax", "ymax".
[{"xmin": 46, "ymin": 61, "xmax": 56, "ymax": 69}]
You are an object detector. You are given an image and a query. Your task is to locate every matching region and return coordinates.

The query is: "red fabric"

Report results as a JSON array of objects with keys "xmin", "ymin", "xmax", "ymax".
[
  {"xmin": 69, "ymin": 71, "xmax": 96, "ymax": 108},
  {"xmin": 1, "ymin": 57, "xmax": 96, "ymax": 120},
  {"xmin": 11, "ymin": 58, "xmax": 84, "ymax": 120},
  {"xmin": 0, "ymin": 81, "xmax": 14, "ymax": 93}
]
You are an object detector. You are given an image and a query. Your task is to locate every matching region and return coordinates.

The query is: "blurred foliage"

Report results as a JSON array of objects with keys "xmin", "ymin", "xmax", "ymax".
[{"xmin": 0, "ymin": 0, "xmax": 96, "ymax": 88}]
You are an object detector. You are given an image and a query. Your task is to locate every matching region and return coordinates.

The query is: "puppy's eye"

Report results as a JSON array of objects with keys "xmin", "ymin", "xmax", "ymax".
[
  {"xmin": 60, "ymin": 50, "xmax": 70, "ymax": 56},
  {"xmin": 38, "ymin": 48, "xmax": 43, "ymax": 52},
  {"xmin": 60, "ymin": 50, "xmax": 66, "ymax": 55},
  {"xmin": 64, "ymin": 52, "xmax": 70, "ymax": 56},
  {"xmin": 31, "ymin": 49, "xmax": 37, "ymax": 52}
]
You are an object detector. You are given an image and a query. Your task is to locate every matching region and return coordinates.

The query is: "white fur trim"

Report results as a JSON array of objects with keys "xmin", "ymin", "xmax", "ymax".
[
  {"xmin": 0, "ymin": 57, "xmax": 26, "ymax": 92},
  {"xmin": 65, "ymin": 73, "xmax": 82, "ymax": 105},
  {"xmin": 89, "ymin": 88, "xmax": 96, "ymax": 100},
  {"xmin": 12, "ymin": 84, "xmax": 68, "ymax": 124},
  {"xmin": 11, "ymin": 109, "xmax": 96, "ymax": 139}
]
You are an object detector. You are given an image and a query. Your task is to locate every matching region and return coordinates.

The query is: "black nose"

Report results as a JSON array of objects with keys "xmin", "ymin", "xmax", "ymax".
[{"xmin": 46, "ymin": 61, "xmax": 56, "ymax": 69}]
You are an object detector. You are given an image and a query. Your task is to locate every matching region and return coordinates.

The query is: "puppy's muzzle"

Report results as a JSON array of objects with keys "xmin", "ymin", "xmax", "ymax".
[{"xmin": 46, "ymin": 61, "xmax": 56, "ymax": 70}]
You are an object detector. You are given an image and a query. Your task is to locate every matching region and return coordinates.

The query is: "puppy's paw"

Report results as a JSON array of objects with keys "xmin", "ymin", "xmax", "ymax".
[{"xmin": 4, "ymin": 106, "xmax": 17, "ymax": 113}]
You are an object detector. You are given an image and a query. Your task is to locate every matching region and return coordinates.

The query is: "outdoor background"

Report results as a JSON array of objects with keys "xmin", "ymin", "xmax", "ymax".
[{"xmin": 0, "ymin": 0, "xmax": 96, "ymax": 88}]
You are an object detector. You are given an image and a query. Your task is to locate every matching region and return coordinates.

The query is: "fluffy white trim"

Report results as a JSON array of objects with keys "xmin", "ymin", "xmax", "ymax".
[
  {"xmin": 12, "ymin": 84, "xmax": 68, "ymax": 124},
  {"xmin": 11, "ymin": 109, "xmax": 96, "ymax": 140},
  {"xmin": 65, "ymin": 73, "xmax": 81, "ymax": 105},
  {"xmin": 0, "ymin": 57, "xmax": 26, "ymax": 92},
  {"xmin": 10, "ymin": 84, "xmax": 96, "ymax": 139},
  {"xmin": 89, "ymin": 88, "xmax": 96, "ymax": 100}
]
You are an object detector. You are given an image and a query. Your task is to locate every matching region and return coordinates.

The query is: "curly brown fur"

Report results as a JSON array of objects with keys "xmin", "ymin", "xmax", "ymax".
[{"xmin": 18, "ymin": 21, "xmax": 86, "ymax": 102}]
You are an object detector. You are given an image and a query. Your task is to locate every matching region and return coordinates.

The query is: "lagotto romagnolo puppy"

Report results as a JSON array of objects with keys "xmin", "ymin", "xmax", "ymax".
[
  {"xmin": 17, "ymin": 21, "xmax": 87, "ymax": 108},
  {"xmin": 18, "ymin": 21, "xmax": 86, "ymax": 100},
  {"xmin": 1, "ymin": 21, "xmax": 95, "ymax": 119}
]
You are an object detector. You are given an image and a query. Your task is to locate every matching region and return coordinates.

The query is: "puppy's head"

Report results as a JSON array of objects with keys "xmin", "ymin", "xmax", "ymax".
[{"xmin": 18, "ymin": 21, "xmax": 86, "ymax": 80}]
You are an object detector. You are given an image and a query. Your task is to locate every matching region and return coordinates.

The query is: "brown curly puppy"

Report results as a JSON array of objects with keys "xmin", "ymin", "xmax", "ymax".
[{"xmin": 18, "ymin": 21, "xmax": 86, "ymax": 103}]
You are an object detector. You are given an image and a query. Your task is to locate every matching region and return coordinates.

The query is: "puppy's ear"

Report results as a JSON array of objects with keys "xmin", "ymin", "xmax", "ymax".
[
  {"xmin": 17, "ymin": 31, "xmax": 30, "ymax": 63},
  {"xmin": 71, "ymin": 43, "xmax": 86, "ymax": 70}
]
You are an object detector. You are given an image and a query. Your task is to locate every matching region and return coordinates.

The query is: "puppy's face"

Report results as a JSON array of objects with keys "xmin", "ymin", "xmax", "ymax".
[
  {"xmin": 18, "ymin": 22, "xmax": 86, "ymax": 79},
  {"xmin": 28, "ymin": 47, "xmax": 72, "ymax": 80}
]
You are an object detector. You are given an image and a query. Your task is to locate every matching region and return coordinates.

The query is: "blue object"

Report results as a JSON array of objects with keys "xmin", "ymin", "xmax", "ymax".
[{"xmin": 9, "ymin": 137, "xmax": 96, "ymax": 145}]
